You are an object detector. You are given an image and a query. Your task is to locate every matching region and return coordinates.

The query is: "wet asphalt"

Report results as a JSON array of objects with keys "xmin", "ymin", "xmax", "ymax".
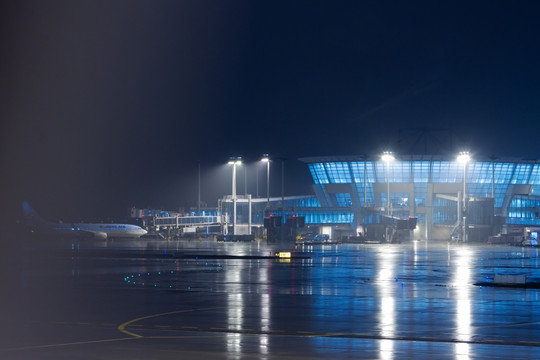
[{"xmin": 2, "ymin": 237, "xmax": 540, "ymax": 359}]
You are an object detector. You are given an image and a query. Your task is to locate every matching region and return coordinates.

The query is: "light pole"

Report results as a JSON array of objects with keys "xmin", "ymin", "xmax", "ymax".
[
  {"xmin": 382, "ymin": 152, "xmax": 395, "ymax": 216},
  {"xmin": 381, "ymin": 152, "xmax": 394, "ymax": 243},
  {"xmin": 457, "ymin": 152, "xmax": 470, "ymax": 242},
  {"xmin": 228, "ymin": 157, "xmax": 242, "ymax": 235},
  {"xmin": 197, "ymin": 160, "xmax": 201, "ymax": 215},
  {"xmin": 280, "ymin": 158, "xmax": 285, "ymax": 242},
  {"xmin": 261, "ymin": 154, "xmax": 270, "ymax": 207}
]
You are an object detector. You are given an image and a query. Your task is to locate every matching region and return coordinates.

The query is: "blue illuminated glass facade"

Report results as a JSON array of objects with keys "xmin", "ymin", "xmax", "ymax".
[
  {"xmin": 507, "ymin": 196, "xmax": 540, "ymax": 225},
  {"xmin": 381, "ymin": 192, "xmax": 409, "ymax": 208},
  {"xmin": 296, "ymin": 210, "xmax": 354, "ymax": 224},
  {"xmin": 412, "ymin": 161, "xmax": 430, "ymax": 182},
  {"xmin": 334, "ymin": 193, "xmax": 353, "ymax": 207},
  {"xmin": 512, "ymin": 164, "xmax": 532, "ymax": 184},
  {"xmin": 387, "ymin": 161, "xmax": 411, "ymax": 182},
  {"xmin": 308, "ymin": 163, "xmax": 329, "ymax": 184},
  {"xmin": 268, "ymin": 210, "xmax": 355, "ymax": 225},
  {"xmin": 325, "ymin": 162, "xmax": 352, "ymax": 183},
  {"xmin": 300, "ymin": 156, "xmax": 540, "ymax": 229},
  {"xmin": 293, "ymin": 197, "xmax": 321, "ymax": 208},
  {"xmin": 414, "ymin": 182, "xmax": 427, "ymax": 207},
  {"xmin": 530, "ymin": 164, "xmax": 540, "ymax": 184},
  {"xmin": 350, "ymin": 161, "xmax": 375, "ymax": 206},
  {"xmin": 430, "ymin": 161, "xmax": 462, "ymax": 183}
]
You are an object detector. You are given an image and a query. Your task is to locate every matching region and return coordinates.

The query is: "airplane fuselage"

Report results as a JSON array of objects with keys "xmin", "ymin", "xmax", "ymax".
[{"xmin": 53, "ymin": 223, "xmax": 148, "ymax": 238}]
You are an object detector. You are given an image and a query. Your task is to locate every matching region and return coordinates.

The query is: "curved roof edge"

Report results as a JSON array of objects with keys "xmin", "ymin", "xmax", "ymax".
[{"xmin": 298, "ymin": 155, "xmax": 540, "ymax": 164}]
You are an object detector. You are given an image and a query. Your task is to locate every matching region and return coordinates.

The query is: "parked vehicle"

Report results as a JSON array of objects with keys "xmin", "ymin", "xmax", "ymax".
[
  {"xmin": 298, "ymin": 233, "xmax": 332, "ymax": 244},
  {"xmin": 314, "ymin": 234, "xmax": 329, "ymax": 241}
]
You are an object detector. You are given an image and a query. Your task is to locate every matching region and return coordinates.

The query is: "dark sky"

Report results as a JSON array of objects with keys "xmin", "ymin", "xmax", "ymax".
[{"xmin": 2, "ymin": 1, "xmax": 540, "ymax": 221}]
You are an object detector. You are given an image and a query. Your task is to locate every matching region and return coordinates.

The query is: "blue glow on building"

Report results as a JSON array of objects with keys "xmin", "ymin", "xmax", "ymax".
[
  {"xmin": 267, "ymin": 210, "xmax": 355, "ymax": 225},
  {"xmin": 299, "ymin": 155, "xmax": 540, "ymax": 240},
  {"xmin": 205, "ymin": 155, "xmax": 540, "ymax": 242}
]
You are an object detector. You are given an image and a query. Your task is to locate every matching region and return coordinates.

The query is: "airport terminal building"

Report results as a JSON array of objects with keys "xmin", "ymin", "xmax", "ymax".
[{"xmin": 293, "ymin": 155, "xmax": 540, "ymax": 242}]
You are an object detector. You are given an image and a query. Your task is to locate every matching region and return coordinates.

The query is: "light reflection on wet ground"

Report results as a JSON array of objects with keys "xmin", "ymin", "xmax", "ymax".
[{"xmin": 3, "ymin": 238, "xmax": 540, "ymax": 359}]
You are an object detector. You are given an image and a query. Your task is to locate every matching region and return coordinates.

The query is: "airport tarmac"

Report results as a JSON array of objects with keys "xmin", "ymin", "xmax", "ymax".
[{"xmin": 2, "ymin": 238, "xmax": 540, "ymax": 359}]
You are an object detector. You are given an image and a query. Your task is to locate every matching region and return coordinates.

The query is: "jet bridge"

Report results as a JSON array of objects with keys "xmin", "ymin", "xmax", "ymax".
[{"xmin": 150, "ymin": 215, "xmax": 223, "ymax": 229}]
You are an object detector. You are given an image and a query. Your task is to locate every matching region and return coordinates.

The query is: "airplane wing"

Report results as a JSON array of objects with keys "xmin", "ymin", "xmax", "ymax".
[{"xmin": 71, "ymin": 226, "xmax": 108, "ymax": 239}]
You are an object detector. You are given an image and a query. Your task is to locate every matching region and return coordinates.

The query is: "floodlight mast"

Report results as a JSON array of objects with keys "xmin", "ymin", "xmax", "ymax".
[
  {"xmin": 382, "ymin": 152, "xmax": 395, "ymax": 243},
  {"xmin": 382, "ymin": 152, "xmax": 395, "ymax": 216},
  {"xmin": 261, "ymin": 154, "xmax": 270, "ymax": 207},
  {"xmin": 228, "ymin": 157, "xmax": 242, "ymax": 235},
  {"xmin": 457, "ymin": 152, "xmax": 471, "ymax": 242}
]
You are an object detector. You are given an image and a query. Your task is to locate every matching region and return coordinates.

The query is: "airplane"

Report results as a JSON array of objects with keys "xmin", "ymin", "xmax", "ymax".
[{"xmin": 22, "ymin": 201, "xmax": 147, "ymax": 239}]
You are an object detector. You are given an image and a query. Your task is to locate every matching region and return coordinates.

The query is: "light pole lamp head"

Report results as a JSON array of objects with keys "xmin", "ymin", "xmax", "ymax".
[
  {"xmin": 261, "ymin": 154, "xmax": 270, "ymax": 163},
  {"xmin": 228, "ymin": 157, "xmax": 242, "ymax": 165},
  {"xmin": 457, "ymin": 152, "xmax": 471, "ymax": 163},
  {"xmin": 381, "ymin": 152, "xmax": 395, "ymax": 162}
]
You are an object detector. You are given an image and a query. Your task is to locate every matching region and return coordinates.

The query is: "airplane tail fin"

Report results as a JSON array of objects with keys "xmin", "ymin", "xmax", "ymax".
[{"xmin": 22, "ymin": 201, "xmax": 52, "ymax": 230}]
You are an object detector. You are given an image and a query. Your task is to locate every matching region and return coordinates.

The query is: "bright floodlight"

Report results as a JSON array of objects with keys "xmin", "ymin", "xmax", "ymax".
[
  {"xmin": 381, "ymin": 152, "xmax": 395, "ymax": 162},
  {"xmin": 228, "ymin": 157, "xmax": 242, "ymax": 165},
  {"xmin": 261, "ymin": 154, "xmax": 270, "ymax": 162},
  {"xmin": 457, "ymin": 152, "xmax": 471, "ymax": 163}
]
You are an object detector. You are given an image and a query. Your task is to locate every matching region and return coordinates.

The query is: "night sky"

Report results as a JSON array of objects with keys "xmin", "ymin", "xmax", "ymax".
[{"xmin": 2, "ymin": 1, "xmax": 540, "ymax": 222}]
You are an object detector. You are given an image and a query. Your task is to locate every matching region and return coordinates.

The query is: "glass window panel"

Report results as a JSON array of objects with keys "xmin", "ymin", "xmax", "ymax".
[
  {"xmin": 493, "ymin": 162, "xmax": 514, "ymax": 184},
  {"xmin": 350, "ymin": 162, "xmax": 375, "ymax": 206},
  {"xmin": 530, "ymin": 164, "xmax": 540, "ymax": 185},
  {"xmin": 308, "ymin": 163, "xmax": 329, "ymax": 184},
  {"xmin": 350, "ymin": 162, "xmax": 365, "ymax": 184},
  {"xmin": 467, "ymin": 162, "xmax": 492, "ymax": 184},
  {"xmin": 507, "ymin": 195, "xmax": 540, "ymax": 225},
  {"xmin": 389, "ymin": 161, "xmax": 411, "ymax": 182},
  {"xmin": 431, "ymin": 161, "xmax": 462, "ymax": 183},
  {"xmin": 381, "ymin": 192, "xmax": 409, "ymax": 208},
  {"xmin": 293, "ymin": 198, "xmax": 321, "ymax": 207},
  {"xmin": 365, "ymin": 162, "xmax": 376, "ymax": 183},
  {"xmin": 511, "ymin": 164, "xmax": 532, "ymax": 184},
  {"xmin": 375, "ymin": 162, "xmax": 387, "ymax": 183},
  {"xmin": 412, "ymin": 161, "xmax": 429, "ymax": 183},
  {"xmin": 468, "ymin": 182, "xmax": 492, "ymax": 198},
  {"xmin": 295, "ymin": 210, "xmax": 354, "ymax": 224},
  {"xmin": 308, "ymin": 164, "xmax": 319, "ymax": 184},
  {"xmin": 494, "ymin": 184, "xmax": 507, "ymax": 208},
  {"xmin": 376, "ymin": 160, "xmax": 412, "ymax": 183},
  {"xmin": 335, "ymin": 193, "xmax": 353, "ymax": 207},
  {"xmin": 355, "ymin": 183, "xmax": 374, "ymax": 207},
  {"xmin": 414, "ymin": 182, "xmax": 427, "ymax": 207},
  {"xmin": 325, "ymin": 162, "xmax": 351, "ymax": 184}
]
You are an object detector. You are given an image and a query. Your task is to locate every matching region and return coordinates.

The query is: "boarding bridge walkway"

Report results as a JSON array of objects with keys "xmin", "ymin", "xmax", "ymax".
[{"xmin": 153, "ymin": 215, "xmax": 223, "ymax": 229}]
